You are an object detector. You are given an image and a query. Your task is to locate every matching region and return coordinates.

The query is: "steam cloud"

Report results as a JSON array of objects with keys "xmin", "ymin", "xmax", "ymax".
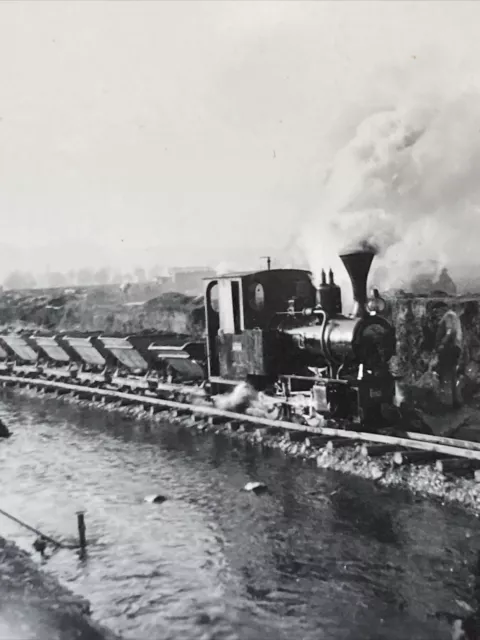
[
  {"xmin": 300, "ymin": 89, "xmax": 480, "ymax": 295},
  {"xmin": 215, "ymin": 262, "xmax": 235, "ymax": 276},
  {"xmin": 212, "ymin": 382, "xmax": 280, "ymax": 418}
]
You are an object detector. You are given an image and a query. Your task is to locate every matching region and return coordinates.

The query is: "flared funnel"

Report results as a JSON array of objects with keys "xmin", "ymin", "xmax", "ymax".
[{"xmin": 339, "ymin": 250, "xmax": 375, "ymax": 317}]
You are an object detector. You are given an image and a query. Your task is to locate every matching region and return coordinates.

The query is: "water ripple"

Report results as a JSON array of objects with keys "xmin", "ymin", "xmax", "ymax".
[{"xmin": 0, "ymin": 393, "xmax": 477, "ymax": 639}]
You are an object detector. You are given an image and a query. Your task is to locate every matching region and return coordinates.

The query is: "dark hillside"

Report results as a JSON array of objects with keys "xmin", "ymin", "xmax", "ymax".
[{"xmin": 0, "ymin": 283, "xmax": 205, "ymax": 337}]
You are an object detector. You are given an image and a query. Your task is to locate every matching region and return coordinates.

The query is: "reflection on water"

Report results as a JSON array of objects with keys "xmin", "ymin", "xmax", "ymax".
[{"xmin": 0, "ymin": 392, "xmax": 477, "ymax": 640}]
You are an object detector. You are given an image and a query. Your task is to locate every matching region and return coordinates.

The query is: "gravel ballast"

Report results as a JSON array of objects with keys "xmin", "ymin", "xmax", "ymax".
[{"xmin": 6, "ymin": 385, "xmax": 480, "ymax": 516}]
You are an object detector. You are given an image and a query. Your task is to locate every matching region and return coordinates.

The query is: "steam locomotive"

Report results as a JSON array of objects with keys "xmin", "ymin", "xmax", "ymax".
[
  {"xmin": 205, "ymin": 249, "xmax": 396, "ymax": 424},
  {"xmin": 0, "ymin": 249, "xmax": 397, "ymax": 427}
]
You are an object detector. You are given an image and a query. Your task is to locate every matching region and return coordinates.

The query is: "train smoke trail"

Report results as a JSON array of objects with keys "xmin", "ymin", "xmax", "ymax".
[{"xmin": 300, "ymin": 86, "xmax": 480, "ymax": 296}]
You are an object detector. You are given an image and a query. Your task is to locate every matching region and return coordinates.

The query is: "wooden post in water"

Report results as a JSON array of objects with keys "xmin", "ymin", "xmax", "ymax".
[{"xmin": 76, "ymin": 511, "xmax": 87, "ymax": 550}]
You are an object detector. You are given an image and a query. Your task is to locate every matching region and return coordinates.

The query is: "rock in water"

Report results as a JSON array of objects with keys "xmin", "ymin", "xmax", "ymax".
[
  {"xmin": 144, "ymin": 495, "xmax": 168, "ymax": 504},
  {"xmin": 0, "ymin": 420, "xmax": 11, "ymax": 438},
  {"xmin": 244, "ymin": 482, "xmax": 267, "ymax": 494},
  {"xmin": 33, "ymin": 537, "xmax": 47, "ymax": 556}
]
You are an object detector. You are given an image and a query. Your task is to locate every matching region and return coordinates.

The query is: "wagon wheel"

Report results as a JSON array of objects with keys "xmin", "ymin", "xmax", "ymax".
[{"xmin": 265, "ymin": 404, "xmax": 283, "ymax": 421}]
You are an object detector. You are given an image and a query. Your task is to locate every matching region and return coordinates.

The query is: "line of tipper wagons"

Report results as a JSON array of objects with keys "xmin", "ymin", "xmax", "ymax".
[{"xmin": 0, "ymin": 332, "xmax": 206, "ymax": 392}]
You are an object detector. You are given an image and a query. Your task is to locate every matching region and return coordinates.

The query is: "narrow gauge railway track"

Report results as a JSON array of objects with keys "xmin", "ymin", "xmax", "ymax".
[{"xmin": 3, "ymin": 372, "xmax": 480, "ymax": 482}]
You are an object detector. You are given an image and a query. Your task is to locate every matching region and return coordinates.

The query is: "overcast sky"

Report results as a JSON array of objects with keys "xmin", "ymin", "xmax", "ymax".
[{"xmin": 0, "ymin": 1, "xmax": 479, "ymax": 277}]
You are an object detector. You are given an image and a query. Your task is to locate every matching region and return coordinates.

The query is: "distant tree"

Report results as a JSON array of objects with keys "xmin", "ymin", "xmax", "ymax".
[
  {"xmin": 94, "ymin": 267, "xmax": 111, "ymax": 285},
  {"xmin": 134, "ymin": 267, "xmax": 146, "ymax": 283},
  {"xmin": 149, "ymin": 264, "xmax": 166, "ymax": 280},
  {"xmin": 6, "ymin": 272, "xmax": 23, "ymax": 289},
  {"xmin": 110, "ymin": 270, "xmax": 122, "ymax": 284},
  {"xmin": 46, "ymin": 271, "xmax": 67, "ymax": 288},
  {"xmin": 3, "ymin": 270, "xmax": 37, "ymax": 290},
  {"xmin": 33, "ymin": 272, "xmax": 48, "ymax": 288},
  {"xmin": 76, "ymin": 268, "xmax": 94, "ymax": 286}
]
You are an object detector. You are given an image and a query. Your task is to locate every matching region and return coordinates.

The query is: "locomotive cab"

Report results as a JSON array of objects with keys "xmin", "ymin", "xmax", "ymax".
[{"xmin": 204, "ymin": 269, "xmax": 316, "ymax": 390}]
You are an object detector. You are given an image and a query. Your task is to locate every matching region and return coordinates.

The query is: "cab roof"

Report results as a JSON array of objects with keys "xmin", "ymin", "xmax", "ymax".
[{"xmin": 204, "ymin": 268, "xmax": 311, "ymax": 281}]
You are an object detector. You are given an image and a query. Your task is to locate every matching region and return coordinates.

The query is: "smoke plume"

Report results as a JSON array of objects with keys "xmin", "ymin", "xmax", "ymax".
[
  {"xmin": 300, "ymin": 82, "xmax": 480, "ymax": 296},
  {"xmin": 215, "ymin": 262, "xmax": 235, "ymax": 276}
]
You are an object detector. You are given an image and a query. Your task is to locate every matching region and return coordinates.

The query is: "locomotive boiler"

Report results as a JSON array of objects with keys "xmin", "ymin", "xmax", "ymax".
[{"xmin": 204, "ymin": 249, "xmax": 396, "ymax": 425}]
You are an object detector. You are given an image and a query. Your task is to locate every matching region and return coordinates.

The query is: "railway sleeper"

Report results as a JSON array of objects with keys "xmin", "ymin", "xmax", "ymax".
[
  {"xmin": 77, "ymin": 390, "xmax": 95, "ymax": 401},
  {"xmin": 392, "ymin": 450, "xmax": 451, "ymax": 466},
  {"xmin": 435, "ymin": 457, "xmax": 480, "ymax": 474},
  {"xmin": 145, "ymin": 404, "xmax": 157, "ymax": 414},
  {"xmin": 445, "ymin": 468, "xmax": 477, "ymax": 480},
  {"xmin": 300, "ymin": 435, "xmax": 338, "ymax": 449},
  {"xmin": 170, "ymin": 408, "xmax": 192, "ymax": 418},
  {"xmin": 45, "ymin": 386, "xmax": 59, "ymax": 394},
  {"xmin": 236, "ymin": 423, "xmax": 256, "ymax": 433},
  {"xmin": 226, "ymin": 420, "xmax": 242, "ymax": 431},
  {"xmin": 287, "ymin": 431, "xmax": 311, "ymax": 443},
  {"xmin": 118, "ymin": 398, "xmax": 137, "ymax": 407},
  {"xmin": 55, "ymin": 387, "xmax": 71, "ymax": 396},
  {"xmin": 358, "ymin": 443, "xmax": 405, "ymax": 458},
  {"xmin": 326, "ymin": 438, "xmax": 360, "ymax": 451},
  {"xmin": 266, "ymin": 425, "xmax": 283, "ymax": 436}
]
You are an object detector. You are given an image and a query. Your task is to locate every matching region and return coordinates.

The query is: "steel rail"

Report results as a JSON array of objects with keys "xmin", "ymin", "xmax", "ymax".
[{"xmin": 3, "ymin": 373, "xmax": 480, "ymax": 461}]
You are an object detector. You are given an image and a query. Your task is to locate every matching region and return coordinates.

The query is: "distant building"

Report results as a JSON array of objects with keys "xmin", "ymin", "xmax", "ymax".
[
  {"xmin": 169, "ymin": 268, "xmax": 216, "ymax": 295},
  {"xmin": 170, "ymin": 266, "xmax": 211, "ymax": 275}
]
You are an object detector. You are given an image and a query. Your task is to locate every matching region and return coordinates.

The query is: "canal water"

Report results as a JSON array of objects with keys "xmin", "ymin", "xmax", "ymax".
[{"xmin": 0, "ymin": 392, "xmax": 477, "ymax": 640}]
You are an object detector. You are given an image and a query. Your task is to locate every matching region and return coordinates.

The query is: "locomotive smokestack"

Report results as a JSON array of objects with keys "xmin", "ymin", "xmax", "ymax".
[{"xmin": 339, "ymin": 249, "xmax": 375, "ymax": 317}]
